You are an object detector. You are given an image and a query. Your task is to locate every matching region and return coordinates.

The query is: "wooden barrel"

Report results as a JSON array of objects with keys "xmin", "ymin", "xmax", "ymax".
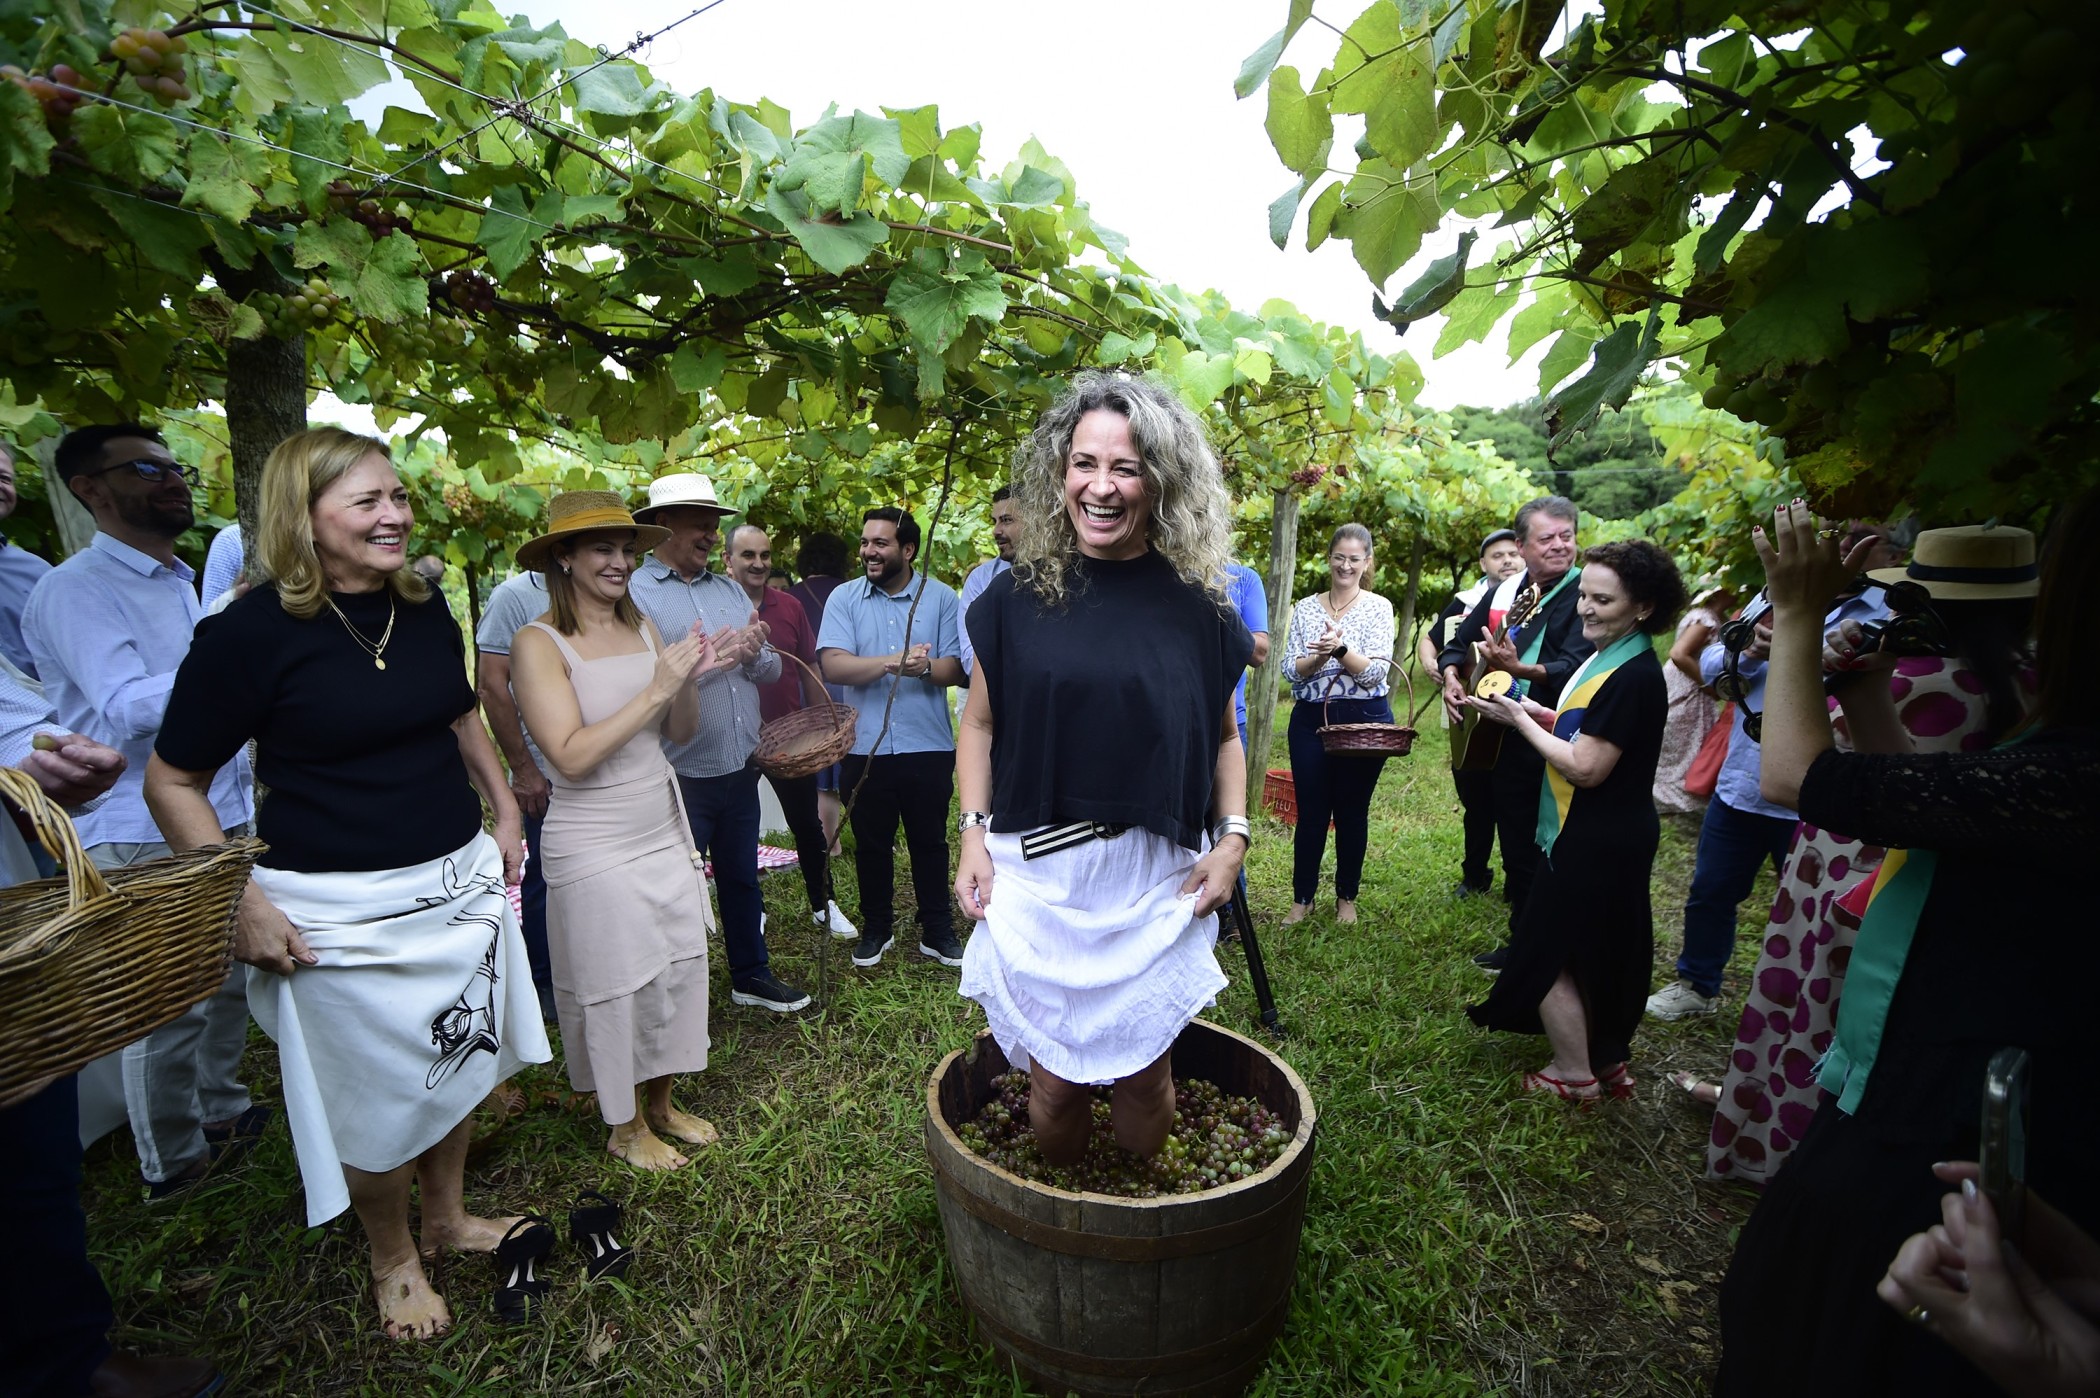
[{"xmin": 925, "ymin": 1019, "xmax": 1317, "ymax": 1397}]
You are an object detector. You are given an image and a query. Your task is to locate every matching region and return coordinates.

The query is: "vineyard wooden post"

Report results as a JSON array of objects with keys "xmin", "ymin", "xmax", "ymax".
[
  {"xmin": 1243, "ymin": 487, "xmax": 1298, "ymax": 796},
  {"xmin": 1395, "ymin": 534, "xmax": 1424, "ymax": 687}
]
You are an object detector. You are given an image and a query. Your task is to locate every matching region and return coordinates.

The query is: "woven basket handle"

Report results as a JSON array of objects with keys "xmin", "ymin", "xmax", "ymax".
[
  {"xmin": 0, "ymin": 765, "xmax": 114, "ymax": 909},
  {"xmin": 764, "ymin": 644, "xmax": 850, "ymax": 740}
]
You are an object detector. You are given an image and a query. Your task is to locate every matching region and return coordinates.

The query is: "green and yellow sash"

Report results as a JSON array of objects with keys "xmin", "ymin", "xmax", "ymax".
[
  {"xmin": 1816, "ymin": 847, "xmax": 1937, "ymax": 1115},
  {"xmin": 1535, "ymin": 628, "xmax": 1650, "ymax": 858}
]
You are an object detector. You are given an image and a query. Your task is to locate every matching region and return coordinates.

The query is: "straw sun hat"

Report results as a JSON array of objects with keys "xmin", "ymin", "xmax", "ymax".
[
  {"xmin": 514, "ymin": 490, "xmax": 669, "ymax": 572},
  {"xmin": 1867, "ymin": 524, "xmax": 2040, "ymax": 600}
]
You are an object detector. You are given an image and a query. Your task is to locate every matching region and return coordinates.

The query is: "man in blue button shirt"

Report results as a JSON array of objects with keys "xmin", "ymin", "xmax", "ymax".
[
  {"xmin": 817, "ymin": 507, "xmax": 965, "ymax": 971},
  {"xmin": 24, "ymin": 423, "xmax": 260, "ymax": 1200},
  {"xmin": 0, "ymin": 440, "xmax": 53, "ymax": 678}
]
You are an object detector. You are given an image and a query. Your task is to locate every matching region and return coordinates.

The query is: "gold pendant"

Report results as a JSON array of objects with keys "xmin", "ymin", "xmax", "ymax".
[{"xmin": 375, "ymin": 657, "xmax": 387, "ymax": 671}]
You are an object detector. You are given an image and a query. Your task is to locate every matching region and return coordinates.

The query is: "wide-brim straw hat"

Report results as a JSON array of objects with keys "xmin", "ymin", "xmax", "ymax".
[
  {"xmin": 515, "ymin": 490, "xmax": 669, "ymax": 572},
  {"xmin": 1867, "ymin": 523, "xmax": 2039, "ymax": 600},
  {"xmin": 632, "ymin": 471, "xmax": 737, "ymax": 524}
]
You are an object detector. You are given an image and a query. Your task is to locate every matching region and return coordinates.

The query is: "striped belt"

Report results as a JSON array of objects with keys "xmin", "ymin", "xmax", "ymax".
[{"xmin": 1018, "ymin": 821, "xmax": 1133, "ymax": 861}]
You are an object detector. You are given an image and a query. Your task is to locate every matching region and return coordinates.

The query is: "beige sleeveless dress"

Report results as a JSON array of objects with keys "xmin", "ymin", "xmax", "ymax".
[{"xmin": 527, "ymin": 621, "xmax": 712, "ymax": 1125}]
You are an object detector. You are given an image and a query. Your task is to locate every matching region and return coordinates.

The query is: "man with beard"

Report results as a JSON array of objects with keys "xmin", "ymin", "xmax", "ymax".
[
  {"xmin": 628, "ymin": 473, "xmax": 808, "ymax": 1014},
  {"xmin": 25, "ymin": 424, "xmax": 261, "ymax": 1199},
  {"xmin": 1438, "ymin": 497, "xmax": 1593, "ymax": 971},
  {"xmin": 817, "ymin": 507, "xmax": 965, "ymax": 971},
  {"xmin": 726, "ymin": 522, "xmax": 858, "ymax": 940},
  {"xmin": 957, "ymin": 486, "xmax": 1018, "ymax": 679}
]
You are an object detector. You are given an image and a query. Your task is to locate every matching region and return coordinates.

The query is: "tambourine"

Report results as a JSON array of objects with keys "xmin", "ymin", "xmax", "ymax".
[{"xmin": 1473, "ymin": 671, "xmax": 1514, "ymax": 700}]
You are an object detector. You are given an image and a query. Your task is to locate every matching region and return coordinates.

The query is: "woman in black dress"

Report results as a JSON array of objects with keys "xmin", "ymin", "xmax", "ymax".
[
  {"xmin": 1464, "ymin": 540, "xmax": 1685, "ymax": 1102},
  {"xmin": 1716, "ymin": 500, "xmax": 2100, "ymax": 1396}
]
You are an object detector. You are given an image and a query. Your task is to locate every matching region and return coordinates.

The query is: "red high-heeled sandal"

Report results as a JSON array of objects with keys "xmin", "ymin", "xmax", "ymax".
[{"xmin": 1521, "ymin": 1068, "xmax": 1601, "ymax": 1104}]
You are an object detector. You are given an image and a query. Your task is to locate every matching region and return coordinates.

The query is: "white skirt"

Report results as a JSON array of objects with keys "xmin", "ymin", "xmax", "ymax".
[
  {"xmin": 247, "ymin": 832, "xmax": 552, "ymax": 1225},
  {"xmin": 958, "ymin": 827, "xmax": 1226, "ymax": 1085}
]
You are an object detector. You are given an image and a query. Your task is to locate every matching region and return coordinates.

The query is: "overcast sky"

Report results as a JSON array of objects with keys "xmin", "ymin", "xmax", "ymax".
[{"xmin": 321, "ymin": 0, "xmax": 1542, "ymax": 432}]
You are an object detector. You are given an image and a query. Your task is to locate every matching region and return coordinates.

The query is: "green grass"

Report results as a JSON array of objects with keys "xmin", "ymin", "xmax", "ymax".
[{"xmin": 83, "ymin": 712, "xmax": 1779, "ymax": 1395}]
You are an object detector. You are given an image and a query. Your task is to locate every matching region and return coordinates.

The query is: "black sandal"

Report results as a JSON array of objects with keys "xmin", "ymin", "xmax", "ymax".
[
  {"xmin": 570, "ymin": 1190, "xmax": 633, "ymax": 1282},
  {"xmin": 492, "ymin": 1215, "xmax": 556, "ymax": 1322}
]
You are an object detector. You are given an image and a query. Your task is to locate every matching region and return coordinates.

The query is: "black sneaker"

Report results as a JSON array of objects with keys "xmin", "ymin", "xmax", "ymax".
[
  {"xmin": 1452, "ymin": 881, "xmax": 1492, "ymax": 900},
  {"xmin": 852, "ymin": 930, "xmax": 894, "ymax": 968},
  {"xmin": 1472, "ymin": 946, "xmax": 1509, "ymax": 973},
  {"xmin": 918, "ymin": 928, "xmax": 965, "ymax": 968},
  {"xmin": 729, "ymin": 972, "xmax": 811, "ymax": 1012}
]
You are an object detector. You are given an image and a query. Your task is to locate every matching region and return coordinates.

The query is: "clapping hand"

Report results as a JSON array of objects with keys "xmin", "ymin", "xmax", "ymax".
[{"xmin": 883, "ymin": 641, "xmax": 934, "ymax": 679}]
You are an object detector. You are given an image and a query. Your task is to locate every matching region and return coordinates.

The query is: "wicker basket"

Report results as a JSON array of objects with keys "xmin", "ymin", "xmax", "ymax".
[
  {"xmin": 1317, "ymin": 667, "xmax": 1433, "ymax": 757},
  {"xmin": 0, "ymin": 767, "xmax": 264, "ymax": 1108},
  {"xmin": 752, "ymin": 646, "xmax": 858, "ymax": 781}
]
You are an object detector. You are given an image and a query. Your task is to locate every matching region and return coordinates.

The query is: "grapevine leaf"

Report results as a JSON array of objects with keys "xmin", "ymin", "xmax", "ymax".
[
  {"xmin": 884, "ymin": 249, "xmax": 1008, "ymax": 357},
  {"xmin": 1544, "ymin": 309, "xmax": 1659, "ymax": 454},
  {"xmin": 293, "ymin": 216, "xmax": 370, "ymax": 277},
  {"xmin": 1305, "ymin": 181, "xmax": 1343, "ymax": 251},
  {"xmin": 181, "ymin": 135, "xmax": 269, "ymax": 224},
  {"xmin": 1264, "ymin": 66, "xmax": 1332, "ymax": 177},
  {"xmin": 70, "ymin": 105, "xmax": 180, "ymax": 186},
  {"xmin": 776, "ymin": 111, "xmax": 910, "ymax": 214},
  {"xmin": 91, "ymin": 192, "xmax": 211, "ymax": 280},
  {"xmin": 476, "ymin": 185, "xmax": 538, "ymax": 281},
  {"xmin": 1233, "ymin": 0, "xmax": 1313, "ymax": 99},
  {"xmin": 0, "ymin": 82, "xmax": 54, "ymax": 179},
  {"xmin": 1268, "ymin": 179, "xmax": 1309, "ymax": 250},
  {"xmin": 1331, "ymin": 4, "xmax": 1437, "ymax": 168},
  {"xmin": 1372, "ymin": 229, "xmax": 1476, "ymax": 333},
  {"xmin": 349, "ymin": 231, "xmax": 428, "ymax": 323},
  {"xmin": 569, "ymin": 63, "xmax": 664, "ymax": 121},
  {"xmin": 1334, "ymin": 163, "xmax": 1432, "ymax": 285},
  {"xmin": 763, "ymin": 187, "xmax": 888, "ymax": 275},
  {"xmin": 257, "ymin": 28, "xmax": 390, "ymax": 106},
  {"xmin": 286, "ymin": 106, "xmax": 352, "ymax": 209}
]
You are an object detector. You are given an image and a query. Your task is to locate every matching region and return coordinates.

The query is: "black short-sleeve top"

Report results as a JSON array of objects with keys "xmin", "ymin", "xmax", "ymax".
[
  {"xmin": 966, "ymin": 550, "xmax": 1254, "ymax": 850},
  {"xmin": 1558, "ymin": 648, "xmax": 1667, "ymax": 847},
  {"xmin": 155, "ymin": 584, "xmax": 483, "ymax": 873}
]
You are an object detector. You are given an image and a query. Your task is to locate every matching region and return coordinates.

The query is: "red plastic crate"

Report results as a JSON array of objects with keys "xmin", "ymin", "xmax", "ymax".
[{"xmin": 1262, "ymin": 769, "xmax": 1298, "ymax": 824}]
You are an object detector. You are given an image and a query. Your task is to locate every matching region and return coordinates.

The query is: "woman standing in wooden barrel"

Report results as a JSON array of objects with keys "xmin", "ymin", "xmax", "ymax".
[{"xmin": 954, "ymin": 372, "xmax": 1254, "ymax": 1163}]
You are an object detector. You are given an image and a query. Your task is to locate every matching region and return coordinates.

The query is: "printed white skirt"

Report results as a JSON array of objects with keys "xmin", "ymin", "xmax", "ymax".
[
  {"xmin": 246, "ymin": 831, "xmax": 552, "ymax": 1225},
  {"xmin": 959, "ymin": 828, "xmax": 1227, "ymax": 1085}
]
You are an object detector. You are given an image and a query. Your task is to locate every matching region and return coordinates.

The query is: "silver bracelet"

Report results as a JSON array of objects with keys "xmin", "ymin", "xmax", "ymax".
[{"xmin": 1212, "ymin": 815, "xmax": 1252, "ymax": 847}]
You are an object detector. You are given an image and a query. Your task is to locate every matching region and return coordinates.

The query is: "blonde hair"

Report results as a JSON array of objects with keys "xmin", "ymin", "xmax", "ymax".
[
  {"xmin": 542, "ymin": 534, "xmax": 646, "ymax": 636},
  {"xmin": 257, "ymin": 427, "xmax": 429, "ymax": 620},
  {"xmin": 1010, "ymin": 372, "xmax": 1234, "ymax": 608}
]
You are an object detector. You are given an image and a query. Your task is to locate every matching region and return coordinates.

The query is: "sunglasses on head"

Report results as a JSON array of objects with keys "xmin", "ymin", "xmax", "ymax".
[{"xmin": 92, "ymin": 458, "xmax": 188, "ymax": 483}]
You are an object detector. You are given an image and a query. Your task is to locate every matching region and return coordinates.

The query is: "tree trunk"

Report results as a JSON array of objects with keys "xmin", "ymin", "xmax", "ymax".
[
  {"xmin": 1395, "ymin": 533, "xmax": 1424, "ymax": 706},
  {"xmin": 224, "ymin": 331, "xmax": 307, "ymax": 558},
  {"xmin": 463, "ymin": 559, "xmax": 483, "ymax": 646},
  {"xmin": 1243, "ymin": 487, "xmax": 1299, "ymax": 798}
]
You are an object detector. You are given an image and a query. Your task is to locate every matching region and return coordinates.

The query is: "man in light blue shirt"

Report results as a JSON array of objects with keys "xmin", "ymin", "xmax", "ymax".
[
  {"xmin": 1223, "ymin": 561, "xmax": 1272, "ymax": 749},
  {"xmin": 958, "ymin": 486, "xmax": 1017, "ymax": 678},
  {"xmin": 817, "ymin": 506, "xmax": 964, "ymax": 971},
  {"xmin": 0, "ymin": 440, "xmax": 54, "ymax": 678},
  {"xmin": 200, "ymin": 522, "xmax": 244, "ymax": 608},
  {"xmin": 1647, "ymin": 583, "xmax": 1891, "ymax": 1019},
  {"xmin": 474, "ymin": 570, "xmax": 556, "ymax": 1020},
  {"xmin": 628, "ymin": 473, "xmax": 807, "ymax": 1014},
  {"xmin": 24, "ymin": 424, "xmax": 260, "ymax": 1199}
]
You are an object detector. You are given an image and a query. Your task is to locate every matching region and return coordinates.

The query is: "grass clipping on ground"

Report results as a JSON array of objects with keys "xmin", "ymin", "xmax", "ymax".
[{"xmin": 83, "ymin": 719, "xmax": 1772, "ymax": 1395}]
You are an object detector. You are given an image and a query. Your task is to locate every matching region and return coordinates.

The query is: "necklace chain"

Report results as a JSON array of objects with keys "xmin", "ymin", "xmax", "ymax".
[{"xmin": 326, "ymin": 593, "xmax": 397, "ymax": 670}]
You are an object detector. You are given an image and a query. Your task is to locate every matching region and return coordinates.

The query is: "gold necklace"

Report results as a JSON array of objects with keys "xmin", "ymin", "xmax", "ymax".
[
  {"xmin": 326, "ymin": 593, "xmax": 396, "ymax": 670},
  {"xmin": 1324, "ymin": 587, "xmax": 1361, "ymax": 618}
]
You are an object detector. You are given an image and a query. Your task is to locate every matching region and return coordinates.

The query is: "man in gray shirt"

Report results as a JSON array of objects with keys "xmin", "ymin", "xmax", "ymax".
[
  {"xmin": 630, "ymin": 474, "xmax": 807, "ymax": 1013},
  {"xmin": 474, "ymin": 569, "xmax": 556, "ymax": 1021}
]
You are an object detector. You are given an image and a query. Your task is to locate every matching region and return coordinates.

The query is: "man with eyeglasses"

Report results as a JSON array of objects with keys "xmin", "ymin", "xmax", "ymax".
[
  {"xmin": 1438, "ymin": 497, "xmax": 1594, "ymax": 971},
  {"xmin": 23, "ymin": 424, "xmax": 262, "ymax": 1201},
  {"xmin": 0, "ymin": 438, "xmax": 54, "ymax": 678}
]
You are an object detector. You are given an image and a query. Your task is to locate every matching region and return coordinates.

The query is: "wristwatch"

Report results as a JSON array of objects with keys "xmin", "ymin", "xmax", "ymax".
[
  {"xmin": 1212, "ymin": 815, "xmax": 1253, "ymax": 847},
  {"xmin": 958, "ymin": 810, "xmax": 992, "ymax": 833},
  {"xmin": 1334, "ymin": 642, "xmax": 1349, "ymax": 660}
]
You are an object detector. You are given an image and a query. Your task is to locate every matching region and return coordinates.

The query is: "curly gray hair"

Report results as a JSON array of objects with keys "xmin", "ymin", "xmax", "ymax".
[{"xmin": 1009, "ymin": 372, "xmax": 1234, "ymax": 608}]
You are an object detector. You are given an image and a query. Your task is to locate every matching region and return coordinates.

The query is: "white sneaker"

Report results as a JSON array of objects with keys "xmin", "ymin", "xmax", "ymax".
[
  {"xmin": 814, "ymin": 899, "xmax": 859, "ymax": 940},
  {"xmin": 1645, "ymin": 980, "xmax": 1718, "ymax": 1020}
]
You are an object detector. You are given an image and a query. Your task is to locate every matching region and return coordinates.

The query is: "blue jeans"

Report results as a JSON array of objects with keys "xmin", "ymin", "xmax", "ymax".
[
  {"xmin": 518, "ymin": 809, "xmax": 552, "ymax": 1014},
  {"xmin": 676, "ymin": 767, "xmax": 769, "ymax": 982},
  {"xmin": 0, "ymin": 1076, "xmax": 112, "ymax": 1395},
  {"xmin": 1677, "ymin": 795, "xmax": 1798, "ymax": 996}
]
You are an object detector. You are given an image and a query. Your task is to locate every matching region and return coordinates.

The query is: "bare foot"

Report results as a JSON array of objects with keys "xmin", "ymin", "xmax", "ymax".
[
  {"xmin": 1335, "ymin": 899, "xmax": 1359, "ymax": 924},
  {"xmin": 648, "ymin": 1106, "xmax": 719, "ymax": 1148},
  {"xmin": 372, "ymin": 1257, "xmax": 450, "ymax": 1340},
  {"xmin": 1283, "ymin": 902, "xmax": 1312, "ymax": 925},
  {"xmin": 422, "ymin": 1212, "xmax": 527, "ymax": 1254},
  {"xmin": 609, "ymin": 1122, "xmax": 690, "ymax": 1171}
]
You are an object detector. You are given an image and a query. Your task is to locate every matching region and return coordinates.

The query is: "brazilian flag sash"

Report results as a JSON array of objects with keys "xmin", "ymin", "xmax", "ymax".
[
  {"xmin": 1535, "ymin": 629, "xmax": 1651, "ymax": 858},
  {"xmin": 1816, "ymin": 847, "xmax": 1936, "ymax": 1115}
]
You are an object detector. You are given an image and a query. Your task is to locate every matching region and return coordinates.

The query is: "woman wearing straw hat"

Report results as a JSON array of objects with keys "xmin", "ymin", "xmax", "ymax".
[
  {"xmin": 508, "ymin": 491, "xmax": 726, "ymax": 1173},
  {"xmin": 1683, "ymin": 524, "xmax": 2037, "ymax": 1189},
  {"xmin": 145, "ymin": 428, "xmax": 551, "ymax": 1340}
]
